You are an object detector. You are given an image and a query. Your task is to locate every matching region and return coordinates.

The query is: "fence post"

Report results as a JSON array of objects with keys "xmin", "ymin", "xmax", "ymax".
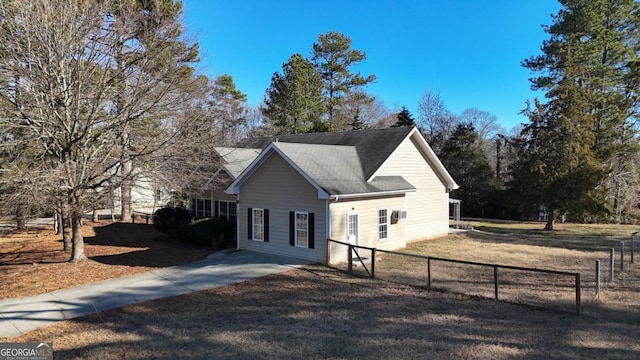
[
  {"xmin": 609, "ymin": 248, "xmax": 615, "ymax": 282},
  {"xmin": 493, "ymin": 266, "xmax": 499, "ymax": 300},
  {"xmin": 326, "ymin": 239, "xmax": 330, "ymax": 265},
  {"xmin": 427, "ymin": 257, "xmax": 431, "ymax": 290},
  {"xmin": 575, "ymin": 273, "xmax": 581, "ymax": 316},
  {"xmin": 620, "ymin": 241, "xmax": 625, "ymax": 272},
  {"xmin": 632, "ymin": 235, "xmax": 635, "ymax": 264},
  {"xmin": 347, "ymin": 245, "xmax": 353, "ymax": 274},
  {"xmin": 371, "ymin": 248, "xmax": 377, "ymax": 278},
  {"xmin": 595, "ymin": 260, "xmax": 601, "ymax": 296}
]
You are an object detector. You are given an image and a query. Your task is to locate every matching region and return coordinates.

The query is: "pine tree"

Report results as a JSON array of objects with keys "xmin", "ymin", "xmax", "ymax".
[
  {"xmin": 263, "ymin": 54, "xmax": 326, "ymax": 135},
  {"xmin": 440, "ymin": 123, "xmax": 495, "ymax": 217},
  {"xmin": 393, "ymin": 106, "xmax": 416, "ymax": 127},
  {"xmin": 511, "ymin": 51, "xmax": 607, "ymax": 229},
  {"xmin": 311, "ymin": 32, "xmax": 376, "ymax": 128},
  {"xmin": 522, "ymin": 0, "xmax": 640, "ymax": 222}
]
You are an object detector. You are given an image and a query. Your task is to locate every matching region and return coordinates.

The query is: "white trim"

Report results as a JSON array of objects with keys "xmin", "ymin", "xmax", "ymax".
[
  {"xmin": 294, "ymin": 211, "xmax": 310, "ymax": 248},
  {"xmin": 217, "ymin": 200, "xmax": 237, "ymax": 222},
  {"xmin": 226, "ymin": 143, "xmax": 331, "ymax": 199},
  {"xmin": 235, "ymin": 195, "xmax": 240, "ymax": 250},
  {"xmin": 367, "ymin": 127, "xmax": 459, "ymax": 191},
  {"xmin": 251, "ymin": 208, "xmax": 265, "ymax": 242},
  {"xmin": 346, "ymin": 211, "xmax": 359, "ymax": 245},
  {"xmin": 326, "ymin": 199, "xmax": 331, "ymax": 241},
  {"xmin": 378, "ymin": 208, "xmax": 388, "ymax": 240},
  {"xmin": 331, "ymin": 188, "xmax": 416, "ymax": 200}
]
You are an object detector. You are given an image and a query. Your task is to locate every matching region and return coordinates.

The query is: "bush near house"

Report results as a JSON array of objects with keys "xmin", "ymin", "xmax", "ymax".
[
  {"xmin": 152, "ymin": 206, "xmax": 192, "ymax": 234},
  {"xmin": 177, "ymin": 217, "xmax": 235, "ymax": 249}
]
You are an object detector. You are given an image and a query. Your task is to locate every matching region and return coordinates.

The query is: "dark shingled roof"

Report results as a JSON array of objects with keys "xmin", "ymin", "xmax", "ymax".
[
  {"xmin": 271, "ymin": 142, "xmax": 415, "ymax": 196},
  {"xmin": 236, "ymin": 126, "xmax": 414, "ymax": 179}
]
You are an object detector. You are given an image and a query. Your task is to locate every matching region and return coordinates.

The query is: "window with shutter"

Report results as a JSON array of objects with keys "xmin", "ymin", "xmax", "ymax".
[{"xmin": 290, "ymin": 211, "xmax": 313, "ymax": 248}]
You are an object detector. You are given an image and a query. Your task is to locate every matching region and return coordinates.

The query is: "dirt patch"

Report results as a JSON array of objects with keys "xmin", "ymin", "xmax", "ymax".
[
  {"xmin": 5, "ymin": 265, "xmax": 640, "ymax": 359},
  {"xmin": 0, "ymin": 220, "xmax": 213, "ymax": 299}
]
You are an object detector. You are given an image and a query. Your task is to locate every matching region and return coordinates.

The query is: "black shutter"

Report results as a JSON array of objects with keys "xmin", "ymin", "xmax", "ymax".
[
  {"xmin": 264, "ymin": 209, "xmax": 269, "ymax": 242},
  {"xmin": 309, "ymin": 213, "xmax": 315, "ymax": 249},
  {"xmin": 289, "ymin": 211, "xmax": 295, "ymax": 246},
  {"xmin": 214, "ymin": 201, "xmax": 219, "ymax": 218},
  {"xmin": 247, "ymin": 208, "xmax": 253, "ymax": 240}
]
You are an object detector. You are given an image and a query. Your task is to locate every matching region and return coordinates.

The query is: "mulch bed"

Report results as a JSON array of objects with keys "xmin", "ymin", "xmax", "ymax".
[{"xmin": 0, "ymin": 220, "xmax": 212, "ymax": 299}]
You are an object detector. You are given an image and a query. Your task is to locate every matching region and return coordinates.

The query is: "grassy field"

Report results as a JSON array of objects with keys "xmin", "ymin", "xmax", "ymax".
[
  {"xmin": 465, "ymin": 220, "xmax": 637, "ymax": 239},
  {"xmin": 2, "ymin": 221, "xmax": 639, "ymax": 359}
]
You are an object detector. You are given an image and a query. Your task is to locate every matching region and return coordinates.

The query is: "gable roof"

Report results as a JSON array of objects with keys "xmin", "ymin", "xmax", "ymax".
[
  {"xmin": 272, "ymin": 142, "xmax": 415, "ymax": 197},
  {"xmin": 214, "ymin": 147, "xmax": 260, "ymax": 178},
  {"xmin": 227, "ymin": 126, "xmax": 458, "ymax": 198},
  {"xmin": 236, "ymin": 126, "xmax": 414, "ymax": 180}
]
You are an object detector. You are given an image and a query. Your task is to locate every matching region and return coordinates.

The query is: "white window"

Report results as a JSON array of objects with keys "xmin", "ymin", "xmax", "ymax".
[
  {"xmin": 295, "ymin": 212, "xmax": 309, "ymax": 248},
  {"xmin": 219, "ymin": 201, "xmax": 237, "ymax": 223},
  {"xmin": 204, "ymin": 199, "xmax": 212, "ymax": 217},
  {"xmin": 378, "ymin": 208, "xmax": 388, "ymax": 240},
  {"xmin": 252, "ymin": 208, "xmax": 264, "ymax": 241},
  {"xmin": 191, "ymin": 198, "xmax": 213, "ymax": 218}
]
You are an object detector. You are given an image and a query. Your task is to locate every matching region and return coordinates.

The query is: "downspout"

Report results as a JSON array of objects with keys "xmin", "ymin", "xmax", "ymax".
[
  {"xmin": 325, "ymin": 199, "xmax": 331, "ymax": 265},
  {"xmin": 235, "ymin": 194, "xmax": 240, "ymax": 250},
  {"xmin": 403, "ymin": 194, "xmax": 407, "ymax": 245}
]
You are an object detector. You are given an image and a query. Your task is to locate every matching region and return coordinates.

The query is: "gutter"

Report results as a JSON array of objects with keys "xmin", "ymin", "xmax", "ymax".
[{"xmin": 330, "ymin": 188, "xmax": 416, "ymax": 201}]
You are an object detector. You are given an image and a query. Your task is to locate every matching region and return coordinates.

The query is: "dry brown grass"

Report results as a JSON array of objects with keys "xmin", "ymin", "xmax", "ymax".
[
  {"xmin": 362, "ymin": 231, "xmax": 639, "ymax": 314},
  {"xmin": 467, "ymin": 220, "xmax": 637, "ymax": 239},
  {"xmin": 0, "ymin": 221, "xmax": 212, "ymax": 299},
  {"xmin": 2, "ymin": 222, "xmax": 639, "ymax": 359},
  {"xmin": 5, "ymin": 265, "xmax": 639, "ymax": 360}
]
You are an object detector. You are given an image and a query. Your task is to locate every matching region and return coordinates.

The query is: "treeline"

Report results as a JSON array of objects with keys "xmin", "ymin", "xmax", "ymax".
[
  {"xmin": 246, "ymin": 1, "xmax": 640, "ymax": 228},
  {"xmin": 1, "ymin": 0, "xmax": 640, "ymax": 266}
]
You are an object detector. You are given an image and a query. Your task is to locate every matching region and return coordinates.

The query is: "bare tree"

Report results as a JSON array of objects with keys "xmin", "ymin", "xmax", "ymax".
[
  {"xmin": 460, "ymin": 108, "xmax": 505, "ymax": 175},
  {"xmin": 460, "ymin": 108, "xmax": 503, "ymax": 141},
  {"xmin": 417, "ymin": 91, "xmax": 452, "ymax": 134},
  {"xmin": 417, "ymin": 91, "xmax": 459, "ymax": 153},
  {"xmin": 0, "ymin": 0, "xmax": 199, "ymax": 262}
]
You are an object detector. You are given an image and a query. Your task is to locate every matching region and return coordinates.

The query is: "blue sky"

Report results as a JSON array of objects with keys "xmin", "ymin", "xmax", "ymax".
[{"xmin": 182, "ymin": 1, "xmax": 561, "ymax": 129}]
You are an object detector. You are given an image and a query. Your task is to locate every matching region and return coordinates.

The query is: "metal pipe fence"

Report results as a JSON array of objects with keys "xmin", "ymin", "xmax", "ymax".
[{"xmin": 327, "ymin": 238, "xmax": 582, "ymax": 315}]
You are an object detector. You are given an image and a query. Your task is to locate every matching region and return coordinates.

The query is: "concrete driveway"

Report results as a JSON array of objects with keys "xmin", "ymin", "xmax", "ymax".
[{"xmin": 0, "ymin": 250, "xmax": 308, "ymax": 338}]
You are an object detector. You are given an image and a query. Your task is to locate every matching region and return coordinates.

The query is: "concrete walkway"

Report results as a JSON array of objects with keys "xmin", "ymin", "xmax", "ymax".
[{"xmin": 0, "ymin": 250, "xmax": 308, "ymax": 339}]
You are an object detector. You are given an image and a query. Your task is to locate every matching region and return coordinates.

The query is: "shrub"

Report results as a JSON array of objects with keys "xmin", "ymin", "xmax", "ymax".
[
  {"xmin": 177, "ymin": 217, "xmax": 235, "ymax": 248},
  {"xmin": 152, "ymin": 206, "xmax": 192, "ymax": 234}
]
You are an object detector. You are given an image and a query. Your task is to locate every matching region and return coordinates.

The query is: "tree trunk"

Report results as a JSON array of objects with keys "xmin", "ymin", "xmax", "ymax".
[
  {"xmin": 121, "ymin": 158, "xmax": 132, "ymax": 222},
  {"xmin": 63, "ymin": 217, "xmax": 72, "ymax": 251},
  {"xmin": 544, "ymin": 208, "xmax": 555, "ymax": 231},
  {"xmin": 15, "ymin": 205, "xmax": 27, "ymax": 231},
  {"xmin": 70, "ymin": 214, "xmax": 86, "ymax": 262},
  {"xmin": 60, "ymin": 202, "xmax": 72, "ymax": 251}
]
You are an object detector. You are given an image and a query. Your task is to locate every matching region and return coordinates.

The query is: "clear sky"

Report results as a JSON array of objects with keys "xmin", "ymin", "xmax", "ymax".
[{"xmin": 182, "ymin": 0, "xmax": 561, "ymax": 130}]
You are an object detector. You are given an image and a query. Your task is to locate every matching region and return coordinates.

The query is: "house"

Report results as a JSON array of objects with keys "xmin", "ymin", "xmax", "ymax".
[
  {"xmin": 226, "ymin": 126, "xmax": 458, "ymax": 264},
  {"xmin": 189, "ymin": 147, "xmax": 260, "ymax": 223}
]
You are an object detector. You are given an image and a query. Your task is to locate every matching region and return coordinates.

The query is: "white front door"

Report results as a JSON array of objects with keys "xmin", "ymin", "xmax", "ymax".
[{"xmin": 347, "ymin": 212, "xmax": 359, "ymax": 245}]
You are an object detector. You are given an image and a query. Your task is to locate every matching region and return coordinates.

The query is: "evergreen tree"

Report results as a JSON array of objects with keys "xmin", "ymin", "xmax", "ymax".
[
  {"xmin": 211, "ymin": 74, "xmax": 248, "ymax": 145},
  {"xmin": 262, "ymin": 53, "xmax": 326, "ymax": 135},
  {"xmin": 350, "ymin": 108, "xmax": 366, "ymax": 130},
  {"xmin": 311, "ymin": 31, "xmax": 376, "ymax": 128},
  {"xmin": 522, "ymin": 0, "xmax": 640, "ymax": 222},
  {"xmin": 511, "ymin": 53, "xmax": 607, "ymax": 229},
  {"xmin": 440, "ymin": 123, "xmax": 495, "ymax": 217},
  {"xmin": 393, "ymin": 106, "xmax": 416, "ymax": 127}
]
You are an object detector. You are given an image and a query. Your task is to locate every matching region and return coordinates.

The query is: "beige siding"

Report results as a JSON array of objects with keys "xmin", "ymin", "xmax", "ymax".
[
  {"xmin": 237, "ymin": 153, "xmax": 327, "ymax": 262},
  {"xmin": 328, "ymin": 195, "xmax": 406, "ymax": 264},
  {"xmin": 376, "ymin": 136, "xmax": 450, "ymax": 241}
]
